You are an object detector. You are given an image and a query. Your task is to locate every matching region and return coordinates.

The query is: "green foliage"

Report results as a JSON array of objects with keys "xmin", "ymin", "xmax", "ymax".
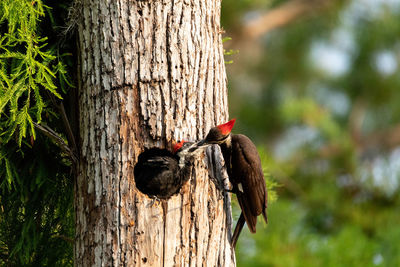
[
  {"xmin": 0, "ymin": 0, "xmax": 74, "ymax": 265},
  {"xmin": 0, "ymin": 0, "xmax": 69, "ymax": 146},
  {"xmin": 258, "ymin": 146, "xmax": 278, "ymax": 203},
  {"xmin": 223, "ymin": 0, "xmax": 400, "ymax": 266},
  {"xmin": 236, "ymin": 199, "xmax": 400, "ymax": 267},
  {"xmin": 0, "ymin": 137, "xmax": 74, "ymax": 266},
  {"xmin": 223, "ymin": 37, "xmax": 239, "ymax": 64}
]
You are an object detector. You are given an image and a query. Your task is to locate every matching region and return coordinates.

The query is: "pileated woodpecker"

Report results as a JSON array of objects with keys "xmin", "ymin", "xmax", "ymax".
[
  {"xmin": 198, "ymin": 119, "xmax": 268, "ymax": 247},
  {"xmin": 134, "ymin": 141, "xmax": 198, "ymax": 198}
]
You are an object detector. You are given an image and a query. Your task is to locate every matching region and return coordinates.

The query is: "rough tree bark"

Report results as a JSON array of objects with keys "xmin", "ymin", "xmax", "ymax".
[{"xmin": 75, "ymin": 0, "xmax": 235, "ymax": 266}]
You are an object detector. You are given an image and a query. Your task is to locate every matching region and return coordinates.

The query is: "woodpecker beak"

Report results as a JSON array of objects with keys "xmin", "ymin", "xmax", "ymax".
[
  {"xmin": 196, "ymin": 139, "xmax": 214, "ymax": 148},
  {"xmin": 185, "ymin": 142, "xmax": 200, "ymax": 153},
  {"xmin": 197, "ymin": 139, "xmax": 206, "ymax": 147},
  {"xmin": 190, "ymin": 140, "xmax": 211, "ymax": 155}
]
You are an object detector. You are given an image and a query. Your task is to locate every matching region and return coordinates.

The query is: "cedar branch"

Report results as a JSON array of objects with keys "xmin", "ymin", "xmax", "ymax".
[
  {"xmin": 243, "ymin": 0, "xmax": 332, "ymax": 39},
  {"xmin": 33, "ymin": 122, "xmax": 77, "ymax": 164}
]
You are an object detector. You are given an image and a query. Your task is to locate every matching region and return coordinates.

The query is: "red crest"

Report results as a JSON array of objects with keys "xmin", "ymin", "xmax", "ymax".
[
  {"xmin": 173, "ymin": 140, "xmax": 185, "ymax": 153},
  {"xmin": 216, "ymin": 118, "xmax": 236, "ymax": 135}
]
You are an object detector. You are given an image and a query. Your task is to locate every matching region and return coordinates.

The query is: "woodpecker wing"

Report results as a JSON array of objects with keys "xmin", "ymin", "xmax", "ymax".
[{"xmin": 231, "ymin": 134, "xmax": 268, "ymax": 232}]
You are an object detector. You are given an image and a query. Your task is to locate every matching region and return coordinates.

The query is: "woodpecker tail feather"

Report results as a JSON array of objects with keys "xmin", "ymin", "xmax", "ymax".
[
  {"xmin": 262, "ymin": 209, "xmax": 268, "ymax": 224},
  {"xmin": 263, "ymin": 189, "xmax": 268, "ymax": 223},
  {"xmin": 231, "ymin": 213, "xmax": 246, "ymax": 248}
]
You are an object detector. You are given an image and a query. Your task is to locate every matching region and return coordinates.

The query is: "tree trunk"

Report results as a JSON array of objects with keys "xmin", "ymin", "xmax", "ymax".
[{"xmin": 75, "ymin": 0, "xmax": 235, "ymax": 266}]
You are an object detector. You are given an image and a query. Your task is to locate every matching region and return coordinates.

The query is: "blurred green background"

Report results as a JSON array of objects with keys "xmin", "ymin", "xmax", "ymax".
[
  {"xmin": 222, "ymin": 0, "xmax": 400, "ymax": 266},
  {"xmin": 1, "ymin": 0, "xmax": 400, "ymax": 266}
]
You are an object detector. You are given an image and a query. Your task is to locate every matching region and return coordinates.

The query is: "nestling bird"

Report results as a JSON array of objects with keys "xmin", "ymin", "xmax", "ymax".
[
  {"xmin": 134, "ymin": 141, "xmax": 199, "ymax": 198},
  {"xmin": 198, "ymin": 119, "xmax": 268, "ymax": 248}
]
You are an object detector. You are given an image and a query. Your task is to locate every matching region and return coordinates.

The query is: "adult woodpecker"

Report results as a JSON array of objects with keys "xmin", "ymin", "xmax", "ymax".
[
  {"xmin": 134, "ymin": 141, "xmax": 198, "ymax": 198},
  {"xmin": 198, "ymin": 119, "xmax": 268, "ymax": 247}
]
